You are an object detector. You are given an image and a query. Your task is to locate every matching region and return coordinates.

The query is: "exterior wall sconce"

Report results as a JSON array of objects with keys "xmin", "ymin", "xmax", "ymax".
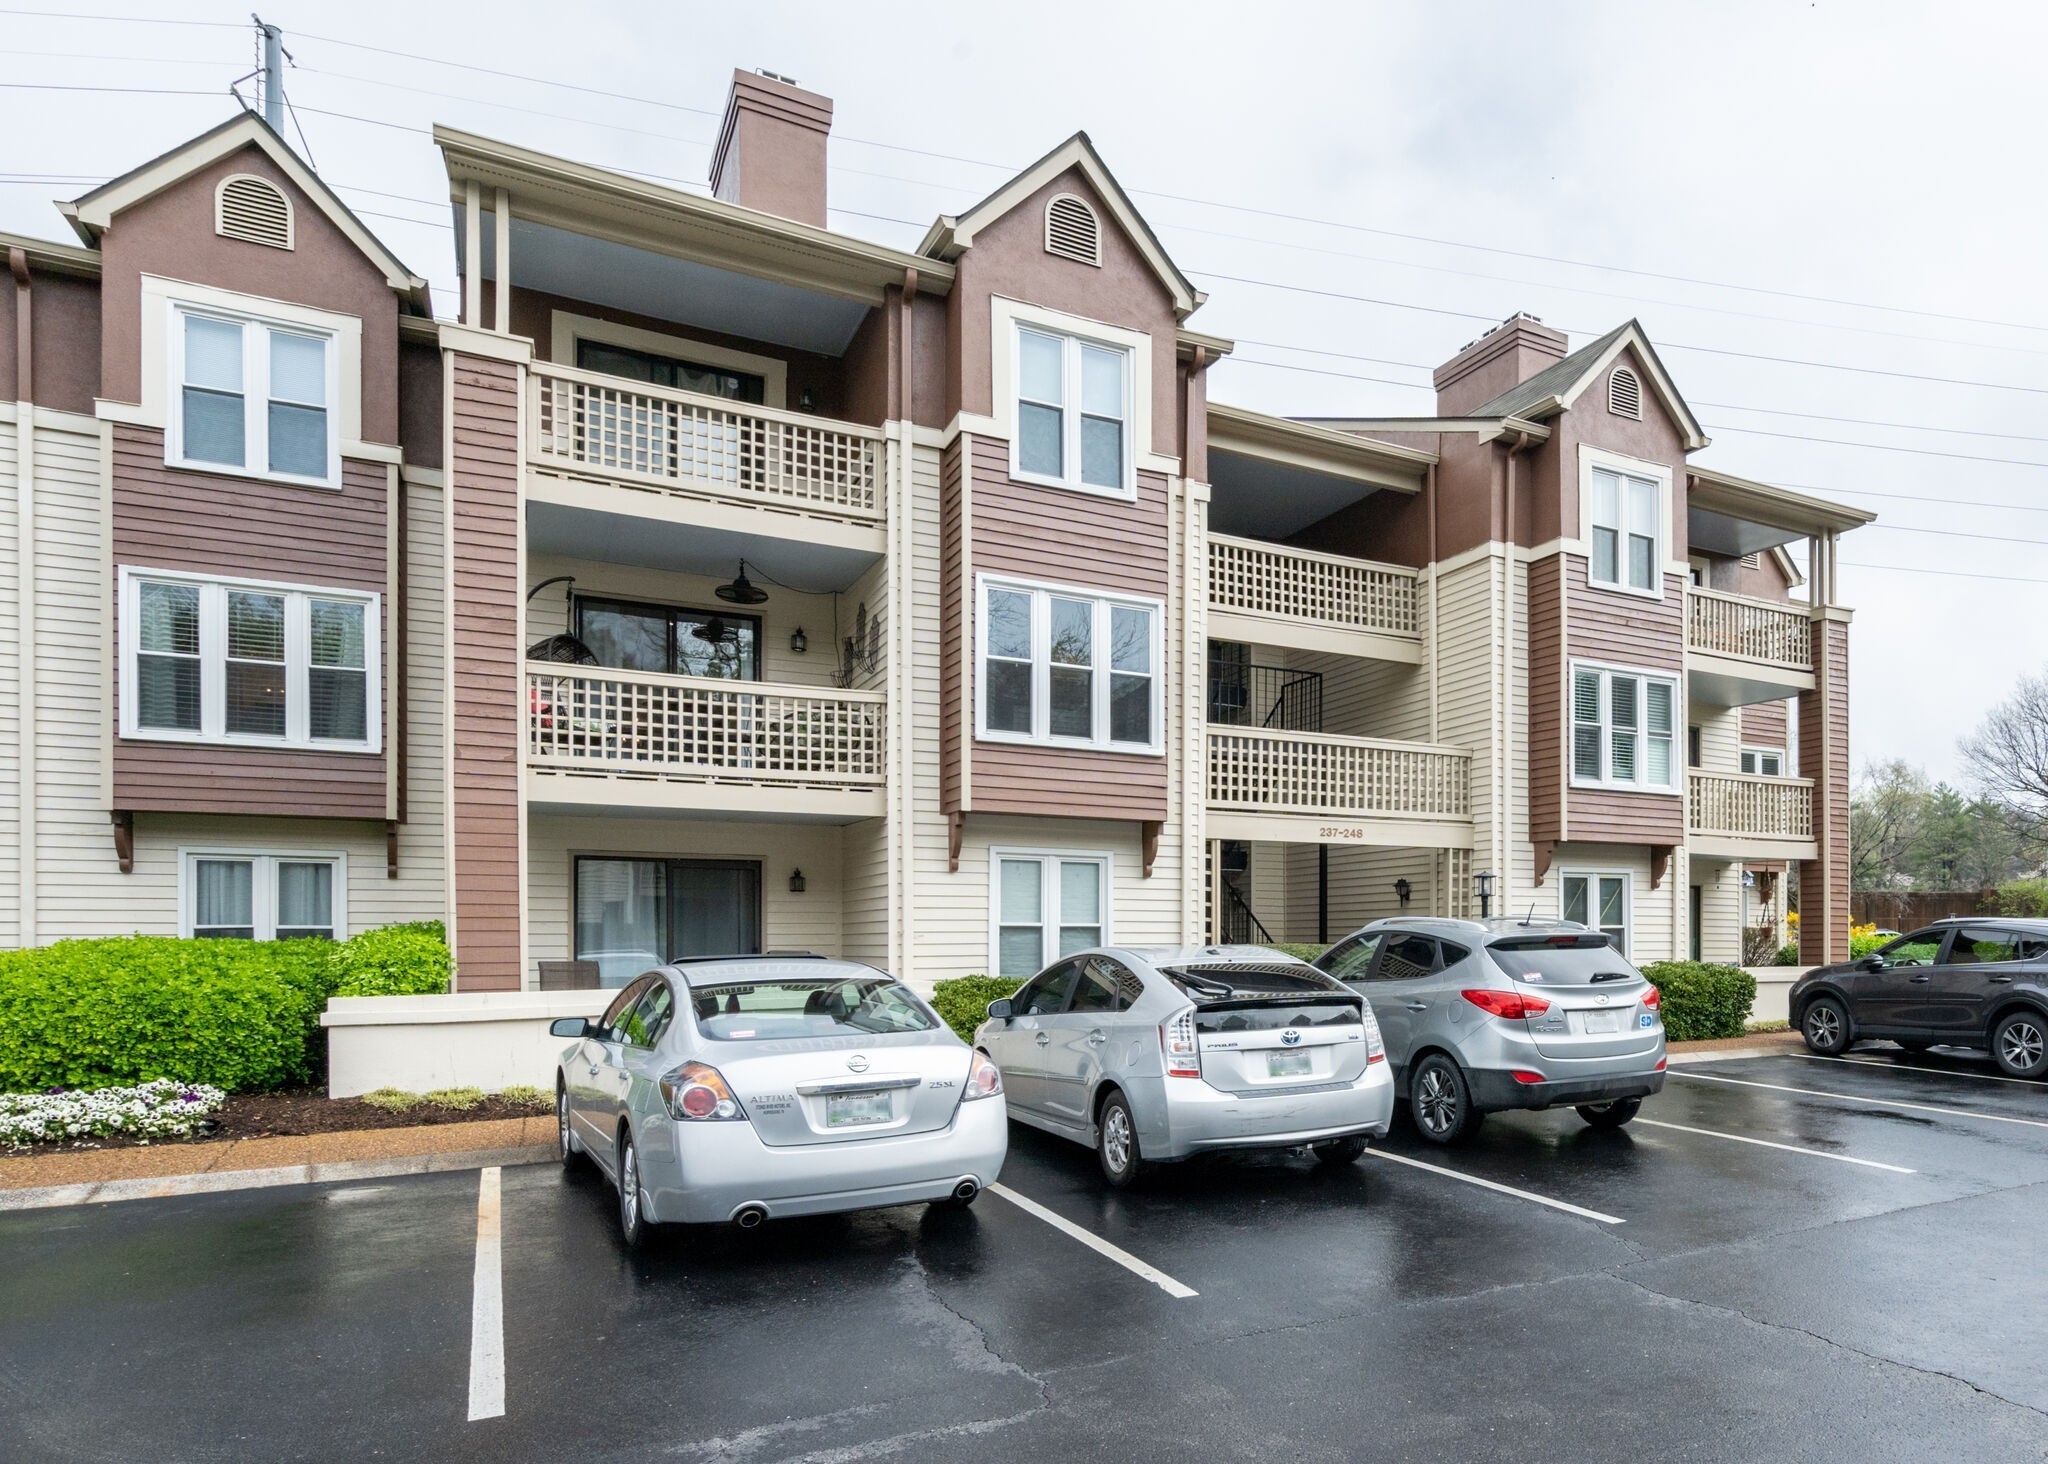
[
  {"xmin": 1394, "ymin": 878, "xmax": 1412, "ymax": 906},
  {"xmin": 789, "ymin": 868, "xmax": 806, "ymax": 894},
  {"xmin": 1475, "ymin": 870, "xmax": 1495, "ymax": 918},
  {"xmin": 790, "ymin": 627, "xmax": 807, "ymax": 654},
  {"xmin": 798, "ymin": 387, "xmax": 816, "ymax": 411}
]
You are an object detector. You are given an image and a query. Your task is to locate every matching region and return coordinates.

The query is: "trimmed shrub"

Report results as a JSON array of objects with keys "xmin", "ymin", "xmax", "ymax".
[
  {"xmin": 331, "ymin": 921, "xmax": 453, "ymax": 997},
  {"xmin": 930, "ymin": 975, "xmax": 1021, "ymax": 1043},
  {"xmin": 1849, "ymin": 922, "xmax": 1891, "ymax": 960},
  {"xmin": 1775, "ymin": 942, "xmax": 1801, "ymax": 967},
  {"xmin": 423, "ymin": 1086, "xmax": 484, "ymax": 1111},
  {"xmin": 1989, "ymin": 878, "xmax": 2048, "ymax": 918},
  {"xmin": 0, "ymin": 922, "xmax": 455, "ymax": 1094},
  {"xmin": 1639, "ymin": 961, "xmax": 1756, "ymax": 1042},
  {"xmin": 1263, "ymin": 943, "xmax": 1329, "ymax": 963},
  {"xmin": 362, "ymin": 1087, "xmax": 423, "ymax": 1113},
  {"xmin": 498, "ymin": 1084, "xmax": 549, "ymax": 1110}
]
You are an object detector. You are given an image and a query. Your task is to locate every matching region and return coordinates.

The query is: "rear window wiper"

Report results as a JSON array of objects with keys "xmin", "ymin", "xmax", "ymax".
[
  {"xmin": 1165, "ymin": 968, "xmax": 1236, "ymax": 998},
  {"xmin": 1588, "ymin": 971, "xmax": 1637, "ymax": 983}
]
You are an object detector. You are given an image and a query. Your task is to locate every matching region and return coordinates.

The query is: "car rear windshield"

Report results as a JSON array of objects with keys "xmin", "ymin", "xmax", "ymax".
[
  {"xmin": 1487, "ymin": 936, "xmax": 1644, "ymax": 984},
  {"xmin": 1195, "ymin": 1003, "xmax": 1360, "ymax": 1033},
  {"xmin": 1162, "ymin": 963, "xmax": 1346, "ymax": 999},
  {"xmin": 688, "ymin": 978, "xmax": 939, "ymax": 1042}
]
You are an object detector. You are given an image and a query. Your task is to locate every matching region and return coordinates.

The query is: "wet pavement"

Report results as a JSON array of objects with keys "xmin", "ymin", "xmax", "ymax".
[{"xmin": 4, "ymin": 1047, "xmax": 2045, "ymax": 1462}]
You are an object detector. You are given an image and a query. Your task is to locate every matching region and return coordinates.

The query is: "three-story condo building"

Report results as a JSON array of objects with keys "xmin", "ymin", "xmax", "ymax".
[{"xmin": 0, "ymin": 71, "xmax": 1870, "ymax": 993}]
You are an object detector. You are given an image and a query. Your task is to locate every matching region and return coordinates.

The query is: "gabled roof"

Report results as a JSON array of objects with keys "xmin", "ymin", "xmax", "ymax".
[
  {"xmin": 1472, "ymin": 319, "xmax": 1707, "ymax": 451},
  {"xmin": 917, "ymin": 132, "xmax": 1204, "ymax": 320},
  {"xmin": 60, "ymin": 111, "xmax": 429, "ymax": 310}
]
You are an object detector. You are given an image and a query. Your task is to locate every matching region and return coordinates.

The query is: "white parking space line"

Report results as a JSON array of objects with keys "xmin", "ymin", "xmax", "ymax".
[
  {"xmin": 1671, "ymin": 1071, "xmax": 2048, "ymax": 1130},
  {"xmin": 1362, "ymin": 1149, "xmax": 1626, "ymax": 1225},
  {"xmin": 1634, "ymin": 1118, "xmax": 1916, "ymax": 1173},
  {"xmin": 986, "ymin": 1183, "xmax": 1198, "ymax": 1298},
  {"xmin": 466, "ymin": 1166, "xmax": 505, "ymax": 1423},
  {"xmin": 1794, "ymin": 1053, "xmax": 2048, "ymax": 1088}
]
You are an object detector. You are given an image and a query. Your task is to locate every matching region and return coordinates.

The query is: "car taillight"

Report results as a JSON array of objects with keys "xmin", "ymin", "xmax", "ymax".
[
  {"xmin": 963, "ymin": 1049, "xmax": 1003, "ymax": 1101},
  {"xmin": 1510, "ymin": 1070, "xmax": 1547, "ymax": 1085},
  {"xmin": 1655, "ymin": 1058, "xmax": 1667, "ymax": 1071},
  {"xmin": 1358, "ymin": 1001, "xmax": 1386, "ymax": 1064},
  {"xmin": 660, "ymin": 1062, "xmax": 745, "ymax": 1121},
  {"xmin": 1461, "ymin": 989, "xmax": 1552, "ymax": 1020},
  {"xmin": 1160, "ymin": 1007, "xmax": 1201, "ymax": 1078},
  {"xmin": 1641, "ymin": 987, "xmax": 1662, "ymax": 1010}
]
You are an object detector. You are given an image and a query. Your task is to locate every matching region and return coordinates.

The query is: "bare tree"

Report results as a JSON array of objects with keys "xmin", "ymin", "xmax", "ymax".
[
  {"xmin": 1851, "ymin": 759, "xmax": 1929, "ymax": 890},
  {"xmin": 1961, "ymin": 673, "xmax": 2048, "ymax": 852}
]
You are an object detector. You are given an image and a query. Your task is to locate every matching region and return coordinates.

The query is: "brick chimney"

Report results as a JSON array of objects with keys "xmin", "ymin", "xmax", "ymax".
[
  {"xmin": 709, "ymin": 69, "xmax": 833, "ymax": 227},
  {"xmin": 1432, "ymin": 313, "xmax": 1568, "ymax": 416}
]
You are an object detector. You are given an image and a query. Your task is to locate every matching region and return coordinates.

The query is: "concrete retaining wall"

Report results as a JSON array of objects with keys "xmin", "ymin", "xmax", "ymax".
[
  {"xmin": 322, "ymin": 990, "xmax": 610, "ymax": 1099},
  {"xmin": 1745, "ymin": 967, "xmax": 1808, "ymax": 1026}
]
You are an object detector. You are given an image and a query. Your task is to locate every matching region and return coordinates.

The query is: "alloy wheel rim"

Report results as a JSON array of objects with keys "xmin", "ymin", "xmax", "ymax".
[
  {"xmin": 558, "ymin": 1094, "xmax": 570, "ymax": 1155},
  {"xmin": 621, "ymin": 1142, "xmax": 639, "ymax": 1232},
  {"xmin": 1104, "ymin": 1107, "xmax": 1131, "ymax": 1172},
  {"xmin": 1809, "ymin": 1006, "xmax": 1840, "ymax": 1046},
  {"xmin": 2002, "ymin": 1021, "xmax": 2044, "ymax": 1070},
  {"xmin": 1418, "ymin": 1068, "xmax": 1455, "ymax": 1134}
]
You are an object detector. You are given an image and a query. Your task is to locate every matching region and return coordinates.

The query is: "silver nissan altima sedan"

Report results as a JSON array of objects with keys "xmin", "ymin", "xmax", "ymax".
[
  {"xmin": 972, "ymin": 945, "xmax": 1394, "ymax": 1188},
  {"xmin": 551, "ymin": 955, "xmax": 1007, "ymax": 1247}
]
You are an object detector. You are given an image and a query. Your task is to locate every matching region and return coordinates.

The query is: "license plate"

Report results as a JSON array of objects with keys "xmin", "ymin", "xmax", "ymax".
[
  {"xmin": 1582, "ymin": 1011, "xmax": 1622, "ymax": 1035},
  {"xmin": 825, "ymin": 1092, "xmax": 894, "ymax": 1128},
  {"xmin": 1267, "ymin": 1050, "xmax": 1313, "ymax": 1078}
]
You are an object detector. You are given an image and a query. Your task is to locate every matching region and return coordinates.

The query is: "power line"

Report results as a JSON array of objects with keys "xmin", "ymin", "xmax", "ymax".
[
  {"xmin": 0, "ymin": 7, "xmax": 243, "ymax": 25},
  {"xmin": 1700, "ymin": 423, "xmax": 2048, "ymax": 471},
  {"xmin": 0, "ymin": 81, "xmax": 228, "ymax": 96},
  {"xmin": 295, "ymin": 66, "xmax": 719, "ymax": 149},
  {"xmin": 1842, "ymin": 561, "xmax": 2048, "ymax": 586}
]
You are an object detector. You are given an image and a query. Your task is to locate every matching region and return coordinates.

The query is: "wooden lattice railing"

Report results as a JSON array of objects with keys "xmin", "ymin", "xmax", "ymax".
[
  {"xmin": 1207, "ymin": 728, "xmax": 1469, "ymax": 818},
  {"xmin": 1208, "ymin": 534, "xmax": 1420, "ymax": 637}
]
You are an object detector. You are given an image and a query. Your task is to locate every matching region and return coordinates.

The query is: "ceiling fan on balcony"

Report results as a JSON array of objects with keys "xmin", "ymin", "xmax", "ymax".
[{"xmin": 714, "ymin": 561, "xmax": 769, "ymax": 606}]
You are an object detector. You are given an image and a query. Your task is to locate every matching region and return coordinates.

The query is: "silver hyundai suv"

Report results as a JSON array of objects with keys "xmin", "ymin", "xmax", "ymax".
[{"xmin": 1313, "ymin": 918, "xmax": 1666, "ymax": 1143}]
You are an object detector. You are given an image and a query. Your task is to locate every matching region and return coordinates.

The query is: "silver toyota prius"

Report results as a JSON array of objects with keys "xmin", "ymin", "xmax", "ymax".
[
  {"xmin": 551, "ymin": 956, "xmax": 1007, "ymax": 1246},
  {"xmin": 972, "ymin": 945, "xmax": 1395, "ymax": 1187}
]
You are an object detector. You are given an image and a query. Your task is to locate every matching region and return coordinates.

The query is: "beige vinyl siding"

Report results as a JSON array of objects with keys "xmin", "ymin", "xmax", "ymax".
[
  {"xmin": 1537, "ymin": 842, "xmax": 1674, "ymax": 962},
  {"xmin": 1691, "ymin": 854, "xmax": 1744, "ymax": 965},
  {"xmin": 1693, "ymin": 700, "xmax": 1742, "ymax": 772},
  {"xmin": 0, "ymin": 414, "xmax": 23, "ymax": 944},
  {"xmin": 904, "ymin": 442, "xmax": 948, "ymax": 984},
  {"xmin": 842, "ymin": 552, "xmax": 889, "ymax": 693},
  {"xmin": 525, "ymin": 815, "xmax": 845, "ymax": 985},
  {"xmin": 1430, "ymin": 552, "xmax": 1506, "ymax": 899},
  {"xmin": 1280, "ymin": 843, "xmax": 1443, "ymax": 941},
  {"xmin": 393, "ymin": 473, "xmax": 448, "ymax": 921},
  {"xmin": 841, "ymin": 815, "xmax": 890, "ymax": 966}
]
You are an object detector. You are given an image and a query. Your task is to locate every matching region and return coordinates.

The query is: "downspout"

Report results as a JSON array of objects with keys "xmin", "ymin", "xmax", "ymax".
[
  {"xmin": 1426, "ymin": 459, "xmax": 1439, "ymax": 742},
  {"xmin": 895, "ymin": 268, "xmax": 916, "ymax": 981},
  {"xmin": 10, "ymin": 247, "xmax": 35, "ymax": 947},
  {"xmin": 1500, "ymin": 430, "xmax": 1535, "ymax": 917}
]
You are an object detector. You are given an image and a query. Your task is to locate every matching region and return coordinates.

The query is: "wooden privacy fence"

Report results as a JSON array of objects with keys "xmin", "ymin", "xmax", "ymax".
[{"xmin": 1850, "ymin": 890, "xmax": 1998, "ymax": 929}]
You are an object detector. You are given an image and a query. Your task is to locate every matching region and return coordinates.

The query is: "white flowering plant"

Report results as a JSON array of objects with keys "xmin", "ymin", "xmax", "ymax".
[{"xmin": 0, "ymin": 1078, "xmax": 227, "ymax": 1147}]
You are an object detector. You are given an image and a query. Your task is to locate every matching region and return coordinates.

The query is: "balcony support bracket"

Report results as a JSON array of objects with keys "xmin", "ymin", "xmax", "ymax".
[
  {"xmin": 948, "ymin": 811, "xmax": 965, "ymax": 874},
  {"xmin": 111, "ymin": 810, "xmax": 133, "ymax": 875},
  {"xmin": 386, "ymin": 820, "xmax": 400, "ymax": 880},
  {"xmin": 1650, "ymin": 844, "xmax": 1674, "ymax": 890},
  {"xmin": 1533, "ymin": 839, "xmax": 1554, "ymax": 883},
  {"xmin": 1141, "ymin": 820, "xmax": 1161, "ymax": 878}
]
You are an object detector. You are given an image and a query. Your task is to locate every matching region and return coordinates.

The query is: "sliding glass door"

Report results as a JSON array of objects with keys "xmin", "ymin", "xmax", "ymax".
[{"xmin": 573, "ymin": 856, "xmax": 763, "ymax": 986}]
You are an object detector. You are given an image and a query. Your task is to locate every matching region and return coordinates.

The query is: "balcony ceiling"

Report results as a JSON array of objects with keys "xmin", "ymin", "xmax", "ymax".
[
  {"xmin": 1208, "ymin": 451, "xmax": 1401, "ymax": 538},
  {"xmin": 526, "ymin": 500, "xmax": 881, "ymax": 592},
  {"xmin": 1687, "ymin": 467, "xmax": 1876, "ymax": 556},
  {"xmin": 1205, "ymin": 402, "xmax": 1431, "ymax": 539}
]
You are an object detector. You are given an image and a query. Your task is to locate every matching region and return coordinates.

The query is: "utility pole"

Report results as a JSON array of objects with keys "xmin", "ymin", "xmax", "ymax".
[{"xmin": 255, "ymin": 15, "xmax": 284, "ymax": 131}]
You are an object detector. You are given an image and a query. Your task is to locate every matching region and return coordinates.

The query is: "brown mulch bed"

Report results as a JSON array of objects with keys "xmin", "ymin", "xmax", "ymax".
[{"xmin": 8, "ymin": 1087, "xmax": 551, "ymax": 1155}]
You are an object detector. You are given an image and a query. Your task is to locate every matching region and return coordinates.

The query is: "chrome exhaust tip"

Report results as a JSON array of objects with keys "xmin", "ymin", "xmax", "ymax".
[
  {"xmin": 952, "ymin": 1180, "xmax": 979, "ymax": 1203},
  {"xmin": 733, "ymin": 1205, "xmax": 768, "ymax": 1230}
]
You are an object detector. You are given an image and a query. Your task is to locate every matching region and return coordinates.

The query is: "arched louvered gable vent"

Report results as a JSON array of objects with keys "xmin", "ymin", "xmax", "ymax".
[
  {"xmin": 216, "ymin": 174, "xmax": 293, "ymax": 250},
  {"xmin": 1608, "ymin": 365, "xmax": 1642, "ymax": 419},
  {"xmin": 1044, "ymin": 193, "xmax": 1102, "ymax": 266}
]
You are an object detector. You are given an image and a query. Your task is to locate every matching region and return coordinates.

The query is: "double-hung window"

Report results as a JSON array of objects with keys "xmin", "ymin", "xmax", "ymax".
[
  {"xmin": 993, "ymin": 850, "xmax": 1108, "ymax": 980},
  {"xmin": 1587, "ymin": 466, "xmax": 1661, "ymax": 593},
  {"xmin": 1014, "ymin": 325, "xmax": 1130, "ymax": 496},
  {"xmin": 184, "ymin": 851, "xmax": 345, "ymax": 941},
  {"xmin": 171, "ymin": 304, "xmax": 338, "ymax": 486},
  {"xmin": 1561, "ymin": 871, "xmax": 1630, "ymax": 954},
  {"xmin": 124, "ymin": 569, "xmax": 379, "ymax": 750},
  {"xmin": 1572, "ymin": 664, "xmax": 1677, "ymax": 790},
  {"xmin": 978, "ymin": 578, "xmax": 1160, "ymax": 752}
]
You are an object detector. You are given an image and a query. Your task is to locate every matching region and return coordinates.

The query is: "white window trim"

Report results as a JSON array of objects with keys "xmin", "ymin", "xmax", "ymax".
[
  {"xmin": 974, "ymin": 574, "xmax": 1165, "ymax": 755},
  {"xmin": 1740, "ymin": 745, "xmax": 1786, "ymax": 778},
  {"xmin": 984, "ymin": 296, "xmax": 1175, "ymax": 481},
  {"xmin": 168, "ymin": 301, "xmax": 341, "ymax": 488},
  {"xmin": 1008, "ymin": 321, "xmax": 1136, "ymax": 500},
  {"xmin": 1578, "ymin": 445, "xmax": 1674, "ymax": 601},
  {"xmin": 988, "ymin": 845, "xmax": 1113, "ymax": 980},
  {"xmin": 1570, "ymin": 659, "xmax": 1680, "ymax": 793},
  {"xmin": 1559, "ymin": 868, "xmax": 1632, "ymax": 956},
  {"xmin": 179, "ymin": 848, "xmax": 349, "ymax": 941},
  {"xmin": 119, "ymin": 565, "xmax": 382, "ymax": 753},
  {"xmin": 548, "ymin": 309, "xmax": 789, "ymax": 409}
]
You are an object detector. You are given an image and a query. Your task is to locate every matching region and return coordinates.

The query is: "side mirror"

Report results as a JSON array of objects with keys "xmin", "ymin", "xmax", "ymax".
[
  {"xmin": 550, "ymin": 1017, "xmax": 595, "ymax": 1038},
  {"xmin": 1859, "ymin": 955, "xmax": 1885, "ymax": 973},
  {"xmin": 985, "ymin": 998, "xmax": 1013, "ymax": 1022}
]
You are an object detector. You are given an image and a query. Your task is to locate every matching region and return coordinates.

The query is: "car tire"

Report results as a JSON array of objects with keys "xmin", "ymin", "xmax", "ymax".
[
  {"xmin": 1096, "ymin": 1091, "xmax": 1148, "ymax": 1189},
  {"xmin": 556, "ymin": 1081, "xmax": 584, "ymax": 1173},
  {"xmin": 1575, "ymin": 1097, "xmax": 1642, "ymax": 1130},
  {"xmin": 616, "ymin": 1128, "xmax": 653, "ymax": 1251},
  {"xmin": 1801, "ymin": 995, "xmax": 1853, "ymax": 1056},
  {"xmin": 1410, "ymin": 1054, "xmax": 1482, "ymax": 1144},
  {"xmin": 1313, "ymin": 1135, "xmax": 1369, "ymax": 1165},
  {"xmin": 1991, "ymin": 1010, "xmax": 2048, "ymax": 1079}
]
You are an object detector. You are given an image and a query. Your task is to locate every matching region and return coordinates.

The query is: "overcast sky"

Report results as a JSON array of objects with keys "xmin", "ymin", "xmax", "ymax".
[{"xmin": 6, "ymin": 1, "xmax": 2043, "ymax": 786}]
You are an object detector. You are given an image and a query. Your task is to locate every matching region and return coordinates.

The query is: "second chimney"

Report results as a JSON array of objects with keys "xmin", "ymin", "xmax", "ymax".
[
  {"xmin": 1432, "ymin": 313, "xmax": 1568, "ymax": 416},
  {"xmin": 709, "ymin": 69, "xmax": 833, "ymax": 228}
]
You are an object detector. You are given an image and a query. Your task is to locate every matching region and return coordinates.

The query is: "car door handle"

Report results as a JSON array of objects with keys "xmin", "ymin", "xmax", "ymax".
[
  {"xmin": 1086, "ymin": 1030, "xmax": 1107, "ymax": 1045},
  {"xmin": 587, "ymin": 1065, "xmax": 600, "ymax": 1076},
  {"xmin": 1909, "ymin": 975, "xmax": 1932, "ymax": 983},
  {"xmin": 1035, "ymin": 1032, "xmax": 1051, "ymax": 1046},
  {"xmin": 1989, "ymin": 975, "xmax": 2015, "ymax": 984},
  {"xmin": 1403, "ymin": 1002, "xmax": 1429, "ymax": 1012}
]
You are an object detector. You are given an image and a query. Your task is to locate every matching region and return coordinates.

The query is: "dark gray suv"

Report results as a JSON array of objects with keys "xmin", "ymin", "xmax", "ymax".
[{"xmin": 1790, "ymin": 919, "xmax": 2048, "ymax": 1078}]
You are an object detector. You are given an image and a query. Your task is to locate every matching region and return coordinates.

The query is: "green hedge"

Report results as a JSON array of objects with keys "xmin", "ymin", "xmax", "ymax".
[
  {"xmin": 930, "ymin": 975, "xmax": 1020, "ymax": 1043},
  {"xmin": 1639, "ymin": 961, "xmax": 1756, "ymax": 1042},
  {"xmin": 0, "ymin": 922, "xmax": 453, "ymax": 1094}
]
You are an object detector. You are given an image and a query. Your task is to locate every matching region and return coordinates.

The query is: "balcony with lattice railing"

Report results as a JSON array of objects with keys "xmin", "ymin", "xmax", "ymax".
[
  {"xmin": 1206, "ymin": 727, "xmax": 1471, "ymax": 847},
  {"xmin": 1688, "ymin": 770, "xmax": 1817, "ymax": 859},
  {"xmin": 1207, "ymin": 534, "xmax": 1423, "ymax": 661}
]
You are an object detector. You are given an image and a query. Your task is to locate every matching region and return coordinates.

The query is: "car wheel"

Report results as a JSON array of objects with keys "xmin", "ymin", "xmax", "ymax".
[
  {"xmin": 1096, "ymin": 1092, "xmax": 1147, "ymax": 1189},
  {"xmin": 1991, "ymin": 1011, "xmax": 2048, "ymax": 1079},
  {"xmin": 1410, "ymin": 1054, "xmax": 1482, "ymax": 1144},
  {"xmin": 1575, "ymin": 1097, "xmax": 1642, "ymax": 1130},
  {"xmin": 1801, "ymin": 996, "xmax": 1853, "ymax": 1056},
  {"xmin": 556, "ymin": 1082, "xmax": 583, "ymax": 1172},
  {"xmin": 616, "ymin": 1128, "xmax": 652, "ymax": 1250},
  {"xmin": 1313, "ymin": 1135, "xmax": 1369, "ymax": 1165}
]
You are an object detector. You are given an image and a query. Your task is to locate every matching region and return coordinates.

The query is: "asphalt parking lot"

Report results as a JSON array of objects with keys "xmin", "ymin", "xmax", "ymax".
[{"xmin": 5, "ymin": 1048, "xmax": 2047, "ymax": 1463}]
